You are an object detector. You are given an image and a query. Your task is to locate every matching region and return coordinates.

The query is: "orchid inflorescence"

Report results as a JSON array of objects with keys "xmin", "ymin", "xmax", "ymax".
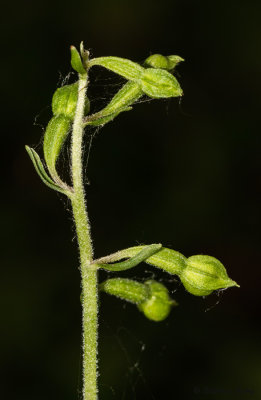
[
  {"xmin": 26, "ymin": 42, "xmax": 239, "ymax": 400},
  {"xmin": 26, "ymin": 43, "xmax": 238, "ymax": 323}
]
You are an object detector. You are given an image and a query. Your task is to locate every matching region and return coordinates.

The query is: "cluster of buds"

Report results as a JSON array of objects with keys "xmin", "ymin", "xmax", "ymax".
[
  {"xmin": 85, "ymin": 51, "xmax": 183, "ymax": 127},
  {"xmin": 43, "ymin": 82, "xmax": 90, "ymax": 187},
  {"xmin": 26, "ymin": 43, "xmax": 239, "ymax": 322},
  {"xmin": 26, "ymin": 44, "xmax": 184, "ymax": 195},
  {"xmin": 96, "ymin": 244, "xmax": 239, "ymax": 320}
]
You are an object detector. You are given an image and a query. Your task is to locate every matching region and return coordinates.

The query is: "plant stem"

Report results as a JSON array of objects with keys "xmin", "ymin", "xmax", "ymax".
[{"xmin": 70, "ymin": 73, "xmax": 98, "ymax": 400}]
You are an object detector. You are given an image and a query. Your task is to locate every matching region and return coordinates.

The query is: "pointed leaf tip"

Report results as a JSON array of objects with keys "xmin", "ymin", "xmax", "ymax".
[{"xmin": 25, "ymin": 146, "xmax": 68, "ymax": 195}]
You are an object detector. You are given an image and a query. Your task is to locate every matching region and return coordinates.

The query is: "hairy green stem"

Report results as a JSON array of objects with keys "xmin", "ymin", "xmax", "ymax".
[{"xmin": 70, "ymin": 73, "xmax": 98, "ymax": 400}]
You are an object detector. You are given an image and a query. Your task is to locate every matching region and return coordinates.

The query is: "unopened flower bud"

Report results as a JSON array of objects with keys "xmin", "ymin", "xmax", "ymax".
[
  {"xmin": 144, "ymin": 54, "xmax": 184, "ymax": 71},
  {"xmin": 167, "ymin": 55, "xmax": 184, "ymax": 70},
  {"xmin": 89, "ymin": 56, "xmax": 144, "ymax": 81},
  {"xmin": 70, "ymin": 45, "xmax": 86, "ymax": 75},
  {"xmin": 140, "ymin": 68, "xmax": 183, "ymax": 98},
  {"xmin": 43, "ymin": 115, "xmax": 71, "ymax": 181},
  {"xmin": 100, "ymin": 278, "xmax": 176, "ymax": 322},
  {"xmin": 138, "ymin": 280, "xmax": 177, "ymax": 322},
  {"xmin": 52, "ymin": 83, "xmax": 90, "ymax": 121},
  {"xmin": 52, "ymin": 83, "xmax": 78, "ymax": 120},
  {"xmin": 86, "ymin": 81, "xmax": 142, "ymax": 126},
  {"xmin": 180, "ymin": 255, "xmax": 239, "ymax": 296}
]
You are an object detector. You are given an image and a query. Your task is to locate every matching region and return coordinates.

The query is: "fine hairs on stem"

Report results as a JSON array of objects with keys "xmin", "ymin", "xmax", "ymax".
[{"xmin": 25, "ymin": 43, "xmax": 239, "ymax": 400}]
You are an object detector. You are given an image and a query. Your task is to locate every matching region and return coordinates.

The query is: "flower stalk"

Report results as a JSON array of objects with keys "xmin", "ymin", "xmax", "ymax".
[{"xmin": 70, "ymin": 72, "xmax": 98, "ymax": 400}]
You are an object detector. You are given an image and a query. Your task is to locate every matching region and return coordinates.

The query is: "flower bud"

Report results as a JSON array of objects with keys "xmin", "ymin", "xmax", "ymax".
[
  {"xmin": 52, "ymin": 83, "xmax": 78, "ymax": 120},
  {"xmin": 89, "ymin": 56, "xmax": 144, "ymax": 81},
  {"xmin": 70, "ymin": 45, "xmax": 86, "ymax": 75},
  {"xmin": 52, "ymin": 83, "xmax": 90, "ymax": 121},
  {"xmin": 100, "ymin": 81, "xmax": 142, "ymax": 115},
  {"xmin": 167, "ymin": 55, "xmax": 184, "ymax": 70},
  {"xmin": 52, "ymin": 82, "xmax": 90, "ymax": 121},
  {"xmin": 80, "ymin": 41, "xmax": 89, "ymax": 69},
  {"xmin": 180, "ymin": 255, "xmax": 239, "ymax": 296},
  {"xmin": 144, "ymin": 54, "xmax": 184, "ymax": 71},
  {"xmin": 86, "ymin": 81, "xmax": 143, "ymax": 126},
  {"xmin": 140, "ymin": 68, "xmax": 183, "ymax": 98},
  {"xmin": 43, "ymin": 115, "xmax": 71, "ymax": 180},
  {"xmin": 138, "ymin": 280, "xmax": 177, "ymax": 322},
  {"xmin": 100, "ymin": 278, "xmax": 176, "ymax": 322},
  {"xmin": 145, "ymin": 247, "xmax": 187, "ymax": 275}
]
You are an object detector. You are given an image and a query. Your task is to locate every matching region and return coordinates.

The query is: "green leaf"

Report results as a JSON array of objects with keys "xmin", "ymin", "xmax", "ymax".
[
  {"xmin": 86, "ymin": 108, "xmax": 131, "ymax": 127},
  {"xmin": 94, "ymin": 245, "xmax": 186, "ymax": 275},
  {"xmin": 43, "ymin": 115, "xmax": 71, "ymax": 180},
  {"xmin": 140, "ymin": 68, "xmax": 183, "ymax": 98},
  {"xmin": 70, "ymin": 45, "xmax": 86, "ymax": 75},
  {"xmin": 25, "ymin": 146, "xmax": 68, "ymax": 194},
  {"xmin": 95, "ymin": 244, "xmax": 162, "ymax": 271},
  {"xmin": 89, "ymin": 56, "xmax": 144, "ymax": 81}
]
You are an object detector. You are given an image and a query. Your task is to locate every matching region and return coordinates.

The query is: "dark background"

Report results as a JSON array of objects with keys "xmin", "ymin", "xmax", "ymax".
[{"xmin": 1, "ymin": 0, "xmax": 261, "ymax": 399}]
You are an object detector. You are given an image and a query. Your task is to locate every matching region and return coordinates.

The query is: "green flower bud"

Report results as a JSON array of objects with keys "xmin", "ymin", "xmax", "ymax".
[
  {"xmin": 95, "ymin": 245, "xmax": 238, "ymax": 297},
  {"xmin": 140, "ymin": 68, "xmax": 183, "ymax": 98},
  {"xmin": 89, "ymin": 56, "xmax": 144, "ymax": 81},
  {"xmin": 167, "ymin": 55, "xmax": 184, "ymax": 70},
  {"xmin": 85, "ymin": 81, "xmax": 142, "ymax": 127},
  {"xmin": 144, "ymin": 54, "xmax": 184, "ymax": 71},
  {"xmin": 80, "ymin": 41, "xmax": 89, "ymax": 70},
  {"xmin": 144, "ymin": 247, "xmax": 187, "ymax": 275},
  {"xmin": 99, "ymin": 81, "xmax": 142, "ymax": 116},
  {"xmin": 52, "ymin": 83, "xmax": 78, "ymax": 120},
  {"xmin": 86, "ymin": 55, "xmax": 183, "ymax": 127},
  {"xmin": 43, "ymin": 115, "xmax": 71, "ymax": 181},
  {"xmin": 52, "ymin": 83, "xmax": 90, "ymax": 121},
  {"xmin": 144, "ymin": 54, "xmax": 169, "ymax": 69},
  {"xmin": 100, "ymin": 278, "xmax": 176, "ymax": 322},
  {"xmin": 138, "ymin": 280, "xmax": 177, "ymax": 322},
  {"xmin": 180, "ymin": 255, "xmax": 239, "ymax": 296},
  {"xmin": 70, "ymin": 45, "xmax": 86, "ymax": 75}
]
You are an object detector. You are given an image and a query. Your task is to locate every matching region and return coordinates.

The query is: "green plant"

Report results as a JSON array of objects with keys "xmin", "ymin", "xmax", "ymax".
[{"xmin": 26, "ymin": 43, "xmax": 239, "ymax": 400}]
